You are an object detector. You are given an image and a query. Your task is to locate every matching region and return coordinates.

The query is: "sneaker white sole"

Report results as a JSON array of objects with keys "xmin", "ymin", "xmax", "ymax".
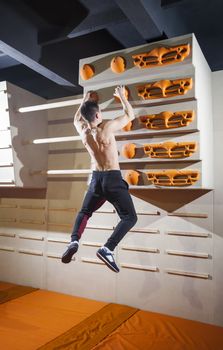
[{"xmin": 96, "ymin": 251, "xmax": 119, "ymax": 273}]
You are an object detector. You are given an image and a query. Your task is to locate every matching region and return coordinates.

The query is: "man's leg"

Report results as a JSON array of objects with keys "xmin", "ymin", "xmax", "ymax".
[
  {"xmin": 62, "ymin": 190, "xmax": 106, "ymax": 263},
  {"xmin": 71, "ymin": 191, "xmax": 106, "ymax": 242},
  {"xmin": 104, "ymin": 187, "xmax": 137, "ymax": 251},
  {"xmin": 96, "ymin": 176, "xmax": 137, "ymax": 272}
]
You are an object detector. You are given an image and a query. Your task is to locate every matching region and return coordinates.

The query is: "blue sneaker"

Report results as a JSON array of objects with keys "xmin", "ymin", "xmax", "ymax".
[
  {"xmin": 61, "ymin": 241, "xmax": 79, "ymax": 263},
  {"xmin": 96, "ymin": 246, "xmax": 119, "ymax": 273}
]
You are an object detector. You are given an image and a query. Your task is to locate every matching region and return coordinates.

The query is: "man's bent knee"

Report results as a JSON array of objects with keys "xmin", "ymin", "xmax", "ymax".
[
  {"xmin": 132, "ymin": 214, "xmax": 138, "ymax": 226},
  {"xmin": 128, "ymin": 213, "xmax": 137, "ymax": 227}
]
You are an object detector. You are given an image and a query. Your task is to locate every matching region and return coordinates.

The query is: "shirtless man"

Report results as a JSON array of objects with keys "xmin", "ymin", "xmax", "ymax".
[{"xmin": 61, "ymin": 86, "xmax": 137, "ymax": 272}]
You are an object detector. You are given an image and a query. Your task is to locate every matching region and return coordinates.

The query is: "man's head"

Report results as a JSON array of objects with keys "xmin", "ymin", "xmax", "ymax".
[{"xmin": 80, "ymin": 100, "xmax": 102, "ymax": 125}]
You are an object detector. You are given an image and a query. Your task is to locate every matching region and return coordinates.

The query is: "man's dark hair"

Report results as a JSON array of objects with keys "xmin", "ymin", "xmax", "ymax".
[{"xmin": 80, "ymin": 100, "xmax": 99, "ymax": 122}]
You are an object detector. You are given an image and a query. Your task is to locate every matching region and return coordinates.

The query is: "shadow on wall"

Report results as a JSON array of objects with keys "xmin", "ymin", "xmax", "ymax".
[{"xmin": 130, "ymin": 188, "xmax": 211, "ymax": 212}]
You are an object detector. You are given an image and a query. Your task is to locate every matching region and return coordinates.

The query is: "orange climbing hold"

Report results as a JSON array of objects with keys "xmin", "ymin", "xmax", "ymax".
[
  {"xmin": 122, "ymin": 121, "xmax": 132, "ymax": 132},
  {"xmin": 139, "ymin": 111, "xmax": 194, "ymax": 129},
  {"xmin": 80, "ymin": 64, "xmax": 95, "ymax": 80},
  {"xmin": 121, "ymin": 143, "xmax": 136, "ymax": 159},
  {"xmin": 125, "ymin": 170, "xmax": 140, "ymax": 185},
  {"xmin": 147, "ymin": 169, "xmax": 200, "ymax": 186},
  {"xmin": 88, "ymin": 91, "xmax": 99, "ymax": 102},
  {"xmin": 137, "ymin": 78, "xmax": 193, "ymax": 100},
  {"xmin": 110, "ymin": 56, "xmax": 126, "ymax": 73},
  {"xmin": 132, "ymin": 43, "xmax": 190, "ymax": 69},
  {"xmin": 143, "ymin": 141, "xmax": 197, "ymax": 158}
]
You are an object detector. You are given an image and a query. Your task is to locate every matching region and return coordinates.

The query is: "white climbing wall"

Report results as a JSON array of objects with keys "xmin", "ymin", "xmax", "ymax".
[{"xmin": 0, "ymin": 33, "xmax": 222, "ymax": 326}]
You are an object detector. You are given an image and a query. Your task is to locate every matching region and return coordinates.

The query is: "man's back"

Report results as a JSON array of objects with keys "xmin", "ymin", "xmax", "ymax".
[
  {"xmin": 79, "ymin": 120, "xmax": 120, "ymax": 171},
  {"xmin": 73, "ymin": 86, "xmax": 135, "ymax": 171}
]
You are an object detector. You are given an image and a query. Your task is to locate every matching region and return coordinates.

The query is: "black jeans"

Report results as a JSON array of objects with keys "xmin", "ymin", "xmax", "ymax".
[{"xmin": 71, "ymin": 170, "xmax": 137, "ymax": 251}]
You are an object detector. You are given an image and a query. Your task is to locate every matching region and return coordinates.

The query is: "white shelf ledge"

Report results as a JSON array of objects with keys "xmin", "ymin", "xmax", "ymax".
[
  {"xmin": 120, "ymin": 263, "xmax": 158, "ymax": 272},
  {"xmin": 0, "ymin": 162, "xmax": 13, "ymax": 167},
  {"xmin": 30, "ymin": 169, "xmax": 92, "ymax": 175},
  {"xmin": 18, "ymin": 98, "xmax": 83, "ymax": 113},
  {"xmin": 23, "ymin": 136, "xmax": 81, "ymax": 145},
  {"xmin": 23, "ymin": 128, "xmax": 198, "ymax": 146},
  {"xmin": 166, "ymin": 249, "xmax": 209, "ymax": 259},
  {"xmin": 129, "ymin": 186, "xmax": 212, "ymax": 190},
  {"xmin": 166, "ymin": 269, "xmax": 209, "ymax": 279}
]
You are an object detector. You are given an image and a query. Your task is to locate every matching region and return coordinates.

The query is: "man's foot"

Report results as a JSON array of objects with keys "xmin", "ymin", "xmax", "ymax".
[
  {"xmin": 96, "ymin": 246, "xmax": 119, "ymax": 273},
  {"xmin": 61, "ymin": 241, "xmax": 79, "ymax": 263}
]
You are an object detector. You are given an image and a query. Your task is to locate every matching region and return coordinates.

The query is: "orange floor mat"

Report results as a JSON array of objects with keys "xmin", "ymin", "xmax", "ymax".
[
  {"xmin": 0, "ymin": 281, "xmax": 16, "ymax": 291},
  {"xmin": 0, "ymin": 289, "xmax": 107, "ymax": 350},
  {"xmin": 39, "ymin": 303, "xmax": 137, "ymax": 350},
  {"xmin": 92, "ymin": 310, "xmax": 223, "ymax": 350},
  {"xmin": 0, "ymin": 281, "xmax": 38, "ymax": 304},
  {"xmin": 1, "ymin": 282, "xmax": 223, "ymax": 350}
]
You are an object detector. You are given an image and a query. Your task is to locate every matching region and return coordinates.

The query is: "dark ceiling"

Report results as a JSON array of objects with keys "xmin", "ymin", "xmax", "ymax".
[{"xmin": 0, "ymin": 0, "xmax": 222, "ymax": 99}]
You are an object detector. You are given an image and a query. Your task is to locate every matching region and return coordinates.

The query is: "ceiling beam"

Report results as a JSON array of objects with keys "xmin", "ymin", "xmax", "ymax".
[
  {"xmin": 39, "ymin": 2, "xmax": 128, "ymax": 45},
  {"xmin": 114, "ymin": 0, "xmax": 163, "ymax": 40},
  {"xmin": 140, "ymin": 0, "xmax": 187, "ymax": 37},
  {"xmin": 68, "ymin": 7, "xmax": 127, "ymax": 38},
  {"xmin": 108, "ymin": 22, "xmax": 147, "ymax": 47},
  {"xmin": 0, "ymin": 1, "xmax": 76, "ymax": 87},
  {"xmin": 0, "ymin": 41, "xmax": 75, "ymax": 87},
  {"xmin": 39, "ymin": 0, "xmax": 155, "ymax": 49},
  {"xmin": 66, "ymin": 0, "xmax": 149, "ymax": 48},
  {"xmin": 115, "ymin": 0, "xmax": 188, "ymax": 40}
]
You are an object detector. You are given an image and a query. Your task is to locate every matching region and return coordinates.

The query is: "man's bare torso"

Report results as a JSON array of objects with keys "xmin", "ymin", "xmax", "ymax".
[{"xmin": 79, "ymin": 120, "xmax": 120, "ymax": 171}]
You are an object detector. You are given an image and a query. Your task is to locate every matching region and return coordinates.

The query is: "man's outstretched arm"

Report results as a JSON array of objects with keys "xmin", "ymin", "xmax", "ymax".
[
  {"xmin": 106, "ymin": 86, "xmax": 135, "ymax": 132},
  {"xmin": 73, "ymin": 91, "xmax": 90, "ymax": 133}
]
